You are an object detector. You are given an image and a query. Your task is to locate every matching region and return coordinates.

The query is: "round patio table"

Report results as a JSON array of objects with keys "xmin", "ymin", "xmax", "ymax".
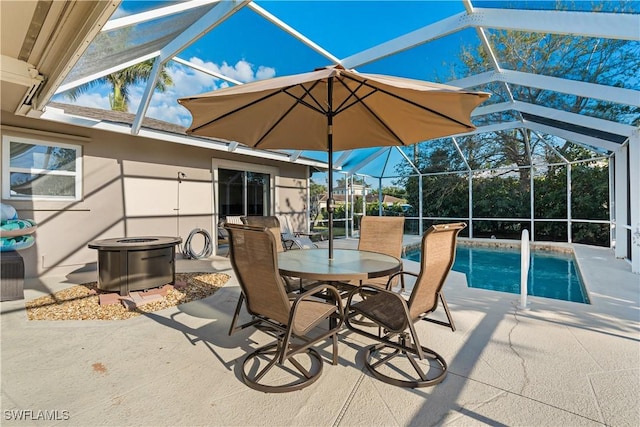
[{"xmin": 277, "ymin": 248, "xmax": 401, "ymax": 283}]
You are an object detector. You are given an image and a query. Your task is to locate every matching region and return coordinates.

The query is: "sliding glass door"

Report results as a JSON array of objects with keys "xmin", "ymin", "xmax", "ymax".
[{"xmin": 218, "ymin": 168, "xmax": 270, "ymax": 217}]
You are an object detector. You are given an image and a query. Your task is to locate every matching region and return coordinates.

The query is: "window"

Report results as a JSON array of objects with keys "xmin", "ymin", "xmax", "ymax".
[{"xmin": 2, "ymin": 135, "xmax": 82, "ymax": 201}]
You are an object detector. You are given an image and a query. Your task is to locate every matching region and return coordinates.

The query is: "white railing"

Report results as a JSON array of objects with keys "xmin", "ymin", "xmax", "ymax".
[{"xmin": 519, "ymin": 229, "xmax": 531, "ymax": 309}]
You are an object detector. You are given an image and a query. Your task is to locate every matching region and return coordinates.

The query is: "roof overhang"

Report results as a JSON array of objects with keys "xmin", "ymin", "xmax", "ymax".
[
  {"xmin": 0, "ymin": 0, "xmax": 119, "ymax": 116},
  {"xmin": 39, "ymin": 105, "xmax": 329, "ymax": 169}
]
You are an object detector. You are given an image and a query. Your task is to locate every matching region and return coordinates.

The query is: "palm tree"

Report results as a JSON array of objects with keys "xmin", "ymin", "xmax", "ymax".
[{"xmin": 64, "ymin": 59, "xmax": 173, "ymax": 112}]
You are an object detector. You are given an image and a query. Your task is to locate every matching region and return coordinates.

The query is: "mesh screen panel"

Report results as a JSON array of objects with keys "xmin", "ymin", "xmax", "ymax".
[{"xmin": 62, "ymin": 3, "xmax": 218, "ymax": 85}]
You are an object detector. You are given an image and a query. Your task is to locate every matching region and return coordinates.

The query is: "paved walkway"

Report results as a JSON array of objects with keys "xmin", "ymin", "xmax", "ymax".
[{"xmin": 1, "ymin": 243, "xmax": 638, "ymax": 426}]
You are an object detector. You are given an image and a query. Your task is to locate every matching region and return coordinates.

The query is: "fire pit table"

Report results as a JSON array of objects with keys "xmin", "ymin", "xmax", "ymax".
[{"xmin": 88, "ymin": 236, "xmax": 182, "ymax": 295}]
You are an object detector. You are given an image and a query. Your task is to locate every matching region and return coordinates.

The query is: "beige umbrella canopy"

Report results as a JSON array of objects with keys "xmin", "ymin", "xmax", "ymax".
[{"xmin": 178, "ymin": 65, "xmax": 489, "ymax": 258}]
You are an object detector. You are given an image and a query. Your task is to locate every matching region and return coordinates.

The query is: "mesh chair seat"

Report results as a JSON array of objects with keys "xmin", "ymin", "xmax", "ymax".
[
  {"xmin": 347, "ymin": 216, "xmax": 405, "ymax": 325},
  {"xmin": 293, "ymin": 300, "xmax": 339, "ymax": 334},
  {"xmin": 240, "ymin": 216, "xmax": 285, "ymax": 252},
  {"xmin": 348, "ymin": 290, "xmax": 407, "ymax": 332}
]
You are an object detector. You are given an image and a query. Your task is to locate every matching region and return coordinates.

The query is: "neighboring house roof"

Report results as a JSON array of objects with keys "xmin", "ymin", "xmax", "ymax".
[
  {"xmin": 318, "ymin": 194, "xmax": 347, "ymax": 203},
  {"xmin": 318, "ymin": 193, "xmax": 407, "ymax": 205},
  {"xmin": 44, "ymin": 103, "xmax": 328, "ymax": 170},
  {"xmin": 48, "ymin": 102, "xmax": 188, "ymax": 135},
  {"xmin": 365, "ymin": 194, "xmax": 407, "ymax": 204}
]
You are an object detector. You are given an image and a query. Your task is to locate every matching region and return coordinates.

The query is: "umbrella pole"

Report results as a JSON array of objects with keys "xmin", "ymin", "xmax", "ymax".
[
  {"xmin": 327, "ymin": 78, "xmax": 334, "ymax": 260},
  {"xmin": 327, "ymin": 133, "xmax": 334, "ymax": 259}
]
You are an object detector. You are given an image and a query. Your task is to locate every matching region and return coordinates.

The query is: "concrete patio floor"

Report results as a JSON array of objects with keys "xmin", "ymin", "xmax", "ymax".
[{"xmin": 1, "ymin": 242, "xmax": 638, "ymax": 426}]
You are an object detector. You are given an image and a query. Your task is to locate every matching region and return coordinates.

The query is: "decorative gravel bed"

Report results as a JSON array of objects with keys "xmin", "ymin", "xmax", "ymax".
[{"xmin": 25, "ymin": 272, "xmax": 230, "ymax": 321}]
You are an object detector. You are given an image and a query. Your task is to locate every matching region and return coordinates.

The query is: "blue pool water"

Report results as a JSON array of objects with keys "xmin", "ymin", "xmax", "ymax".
[{"xmin": 404, "ymin": 245, "xmax": 589, "ymax": 304}]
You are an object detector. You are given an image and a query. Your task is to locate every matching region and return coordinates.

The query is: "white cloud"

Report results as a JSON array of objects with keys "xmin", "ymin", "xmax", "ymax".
[
  {"xmin": 188, "ymin": 57, "xmax": 276, "ymax": 83},
  {"xmin": 223, "ymin": 60, "xmax": 254, "ymax": 82},
  {"xmin": 140, "ymin": 57, "xmax": 277, "ymax": 125},
  {"xmin": 110, "ymin": 5, "xmax": 132, "ymax": 19},
  {"xmin": 171, "ymin": 60, "xmax": 218, "ymax": 94},
  {"xmin": 256, "ymin": 65, "xmax": 276, "ymax": 80},
  {"xmin": 146, "ymin": 102, "xmax": 193, "ymax": 128},
  {"xmin": 54, "ymin": 57, "xmax": 277, "ymax": 128}
]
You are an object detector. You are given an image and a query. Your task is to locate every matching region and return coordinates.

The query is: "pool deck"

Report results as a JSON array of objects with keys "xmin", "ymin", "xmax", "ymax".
[{"xmin": 1, "ymin": 240, "xmax": 638, "ymax": 426}]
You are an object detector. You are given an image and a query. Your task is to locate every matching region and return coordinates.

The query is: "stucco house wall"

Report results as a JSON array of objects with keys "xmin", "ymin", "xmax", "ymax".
[{"xmin": 1, "ymin": 110, "xmax": 309, "ymax": 278}]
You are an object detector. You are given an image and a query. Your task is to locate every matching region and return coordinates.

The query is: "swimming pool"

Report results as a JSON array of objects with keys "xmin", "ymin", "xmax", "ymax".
[{"xmin": 404, "ymin": 245, "xmax": 589, "ymax": 304}]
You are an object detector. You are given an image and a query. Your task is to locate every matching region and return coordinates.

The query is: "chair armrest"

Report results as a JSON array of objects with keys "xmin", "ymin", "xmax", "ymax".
[
  {"xmin": 297, "ymin": 283, "xmax": 344, "ymax": 307},
  {"xmin": 291, "ymin": 284, "xmax": 345, "ymax": 325},
  {"xmin": 346, "ymin": 284, "xmax": 406, "ymax": 307},
  {"xmin": 385, "ymin": 270, "xmax": 417, "ymax": 291},
  {"xmin": 295, "ymin": 231, "xmax": 321, "ymax": 237}
]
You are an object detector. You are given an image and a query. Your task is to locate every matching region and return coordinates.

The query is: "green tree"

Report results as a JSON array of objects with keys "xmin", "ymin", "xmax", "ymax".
[
  {"xmin": 448, "ymin": 1, "xmax": 638, "ymax": 177},
  {"xmin": 396, "ymin": 1, "xmax": 636, "ymax": 245},
  {"xmin": 64, "ymin": 59, "xmax": 173, "ymax": 112},
  {"xmin": 365, "ymin": 201, "xmax": 405, "ymax": 217},
  {"xmin": 309, "ymin": 180, "xmax": 327, "ymax": 223}
]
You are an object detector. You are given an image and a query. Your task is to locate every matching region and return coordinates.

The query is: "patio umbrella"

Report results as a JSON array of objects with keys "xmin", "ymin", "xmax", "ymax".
[{"xmin": 178, "ymin": 65, "xmax": 489, "ymax": 259}]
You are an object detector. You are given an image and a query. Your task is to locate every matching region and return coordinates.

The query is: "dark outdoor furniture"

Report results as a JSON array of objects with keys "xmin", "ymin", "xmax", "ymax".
[
  {"xmin": 345, "ymin": 222, "xmax": 466, "ymax": 388},
  {"xmin": 87, "ymin": 236, "xmax": 181, "ymax": 296},
  {"xmin": 225, "ymin": 223, "xmax": 344, "ymax": 393},
  {"xmin": 1, "ymin": 250, "xmax": 24, "ymax": 301}
]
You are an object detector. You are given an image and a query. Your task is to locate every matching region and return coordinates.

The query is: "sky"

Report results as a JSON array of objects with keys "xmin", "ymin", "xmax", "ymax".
[
  {"xmin": 49, "ymin": 0, "xmax": 480, "ymax": 188},
  {"xmin": 52, "ymin": 1, "xmax": 473, "ymax": 128},
  {"xmin": 50, "ymin": 0, "xmax": 639, "ymax": 186},
  {"xmin": 53, "ymin": 0, "xmax": 638, "ymax": 128}
]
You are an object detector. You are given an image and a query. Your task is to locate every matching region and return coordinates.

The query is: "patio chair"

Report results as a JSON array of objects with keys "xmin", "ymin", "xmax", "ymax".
[
  {"xmin": 217, "ymin": 224, "xmax": 229, "ymax": 245},
  {"xmin": 224, "ymin": 215, "xmax": 243, "ymax": 225},
  {"xmin": 240, "ymin": 216, "xmax": 285, "ymax": 252},
  {"xmin": 241, "ymin": 216, "xmax": 312, "ymax": 292},
  {"xmin": 345, "ymin": 222, "xmax": 466, "ymax": 388},
  {"xmin": 357, "ymin": 216, "xmax": 405, "ymax": 290},
  {"xmin": 276, "ymin": 215, "xmax": 317, "ymax": 250},
  {"xmin": 225, "ymin": 223, "xmax": 344, "ymax": 393},
  {"xmin": 214, "ymin": 216, "xmax": 243, "ymax": 257},
  {"xmin": 218, "ymin": 216, "xmax": 245, "ymax": 257}
]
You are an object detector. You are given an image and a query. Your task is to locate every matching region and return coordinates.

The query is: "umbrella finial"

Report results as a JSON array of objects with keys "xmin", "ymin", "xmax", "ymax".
[{"xmin": 314, "ymin": 64, "xmax": 345, "ymax": 71}]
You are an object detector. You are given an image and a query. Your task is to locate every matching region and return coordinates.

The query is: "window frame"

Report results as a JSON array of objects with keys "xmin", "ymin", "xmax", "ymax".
[{"xmin": 2, "ymin": 134, "xmax": 83, "ymax": 201}]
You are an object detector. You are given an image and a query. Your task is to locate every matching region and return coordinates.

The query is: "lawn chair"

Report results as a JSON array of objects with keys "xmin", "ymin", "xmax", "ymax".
[
  {"xmin": 345, "ymin": 222, "xmax": 466, "ymax": 388},
  {"xmin": 226, "ymin": 223, "xmax": 344, "ymax": 392},
  {"xmin": 217, "ymin": 216, "xmax": 244, "ymax": 257},
  {"xmin": 277, "ymin": 215, "xmax": 317, "ymax": 250}
]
